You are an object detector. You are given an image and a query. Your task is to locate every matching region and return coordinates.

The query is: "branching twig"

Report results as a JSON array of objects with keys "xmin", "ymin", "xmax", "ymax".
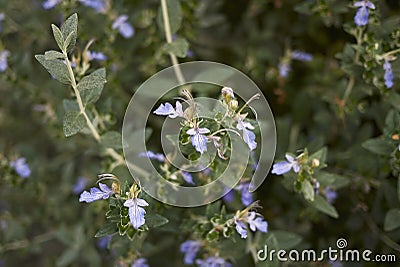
[{"xmin": 63, "ymin": 51, "xmax": 125, "ymax": 167}]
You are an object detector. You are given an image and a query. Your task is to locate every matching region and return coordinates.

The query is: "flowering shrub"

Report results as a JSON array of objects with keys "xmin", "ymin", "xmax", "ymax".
[{"xmin": 1, "ymin": 1, "xmax": 400, "ymax": 266}]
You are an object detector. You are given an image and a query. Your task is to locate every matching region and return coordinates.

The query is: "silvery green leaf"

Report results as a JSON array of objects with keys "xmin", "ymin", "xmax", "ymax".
[
  {"xmin": 63, "ymin": 99, "xmax": 79, "ymax": 112},
  {"xmin": 309, "ymin": 195, "xmax": 338, "ymax": 218},
  {"xmin": 163, "ymin": 37, "xmax": 189, "ymax": 58},
  {"xmin": 301, "ymin": 180, "xmax": 314, "ymax": 202},
  {"xmin": 157, "ymin": 0, "xmax": 182, "ymax": 34},
  {"xmin": 384, "ymin": 209, "xmax": 400, "ymax": 231},
  {"xmin": 51, "ymin": 24, "xmax": 64, "ymax": 51},
  {"xmin": 362, "ymin": 137, "xmax": 392, "ymax": 156},
  {"xmin": 145, "ymin": 214, "xmax": 169, "ymax": 228},
  {"xmin": 35, "ymin": 54, "xmax": 71, "ymax": 84},
  {"xmin": 77, "ymin": 68, "xmax": 106, "ymax": 106},
  {"xmin": 94, "ymin": 222, "xmax": 118, "ymax": 238},
  {"xmin": 45, "ymin": 50, "xmax": 64, "ymax": 60},
  {"xmin": 63, "ymin": 111, "xmax": 86, "ymax": 137},
  {"xmin": 61, "ymin": 13, "xmax": 78, "ymax": 52},
  {"xmin": 101, "ymin": 131, "xmax": 123, "ymax": 149}
]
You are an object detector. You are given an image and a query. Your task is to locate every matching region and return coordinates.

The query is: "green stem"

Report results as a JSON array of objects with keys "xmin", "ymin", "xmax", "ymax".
[
  {"xmin": 342, "ymin": 28, "xmax": 363, "ymax": 106},
  {"xmin": 237, "ymin": 94, "xmax": 260, "ymax": 115},
  {"xmin": 63, "ymin": 52, "xmax": 125, "ymax": 166},
  {"xmin": 380, "ymin": 48, "xmax": 400, "ymax": 60},
  {"xmin": 0, "ymin": 231, "xmax": 55, "ymax": 253},
  {"xmin": 160, "ymin": 0, "xmax": 185, "ymax": 85}
]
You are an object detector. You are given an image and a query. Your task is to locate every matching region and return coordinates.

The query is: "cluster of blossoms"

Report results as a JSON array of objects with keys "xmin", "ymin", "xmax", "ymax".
[
  {"xmin": 153, "ymin": 87, "xmax": 258, "ymax": 158},
  {"xmin": 223, "ymin": 181, "xmax": 253, "ymax": 206},
  {"xmin": 352, "ymin": 1, "xmax": 395, "ymax": 89},
  {"xmin": 180, "ymin": 240, "xmax": 232, "ymax": 267},
  {"xmin": 180, "ymin": 204, "xmax": 267, "ymax": 266},
  {"xmin": 79, "ymin": 176, "xmax": 149, "ymax": 230},
  {"xmin": 42, "ymin": 0, "xmax": 134, "ymax": 39},
  {"xmin": 383, "ymin": 59, "xmax": 394, "ymax": 89},
  {"xmin": 271, "ymin": 151, "xmax": 338, "ymax": 202},
  {"xmin": 180, "ymin": 243, "xmax": 232, "ymax": 267},
  {"xmin": 278, "ymin": 50, "xmax": 313, "ymax": 78}
]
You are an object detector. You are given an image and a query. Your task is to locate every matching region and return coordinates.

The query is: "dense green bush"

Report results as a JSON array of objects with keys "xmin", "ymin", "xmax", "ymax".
[{"xmin": 1, "ymin": 0, "xmax": 400, "ymax": 266}]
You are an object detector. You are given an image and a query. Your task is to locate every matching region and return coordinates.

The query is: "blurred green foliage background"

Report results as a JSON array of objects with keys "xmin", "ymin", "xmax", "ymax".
[{"xmin": 1, "ymin": 0, "xmax": 400, "ymax": 266}]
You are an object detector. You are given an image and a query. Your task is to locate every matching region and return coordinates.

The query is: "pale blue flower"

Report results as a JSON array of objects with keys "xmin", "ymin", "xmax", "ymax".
[
  {"xmin": 234, "ymin": 217, "xmax": 248, "ymax": 239},
  {"xmin": 154, "ymin": 101, "xmax": 184, "ymax": 118},
  {"xmin": 279, "ymin": 62, "xmax": 290, "ymax": 77},
  {"xmin": 124, "ymin": 198, "xmax": 149, "ymax": 229},
  {"xmin": 247, "ymin": 211, "xmax": 268, "ymax": 233},
  {"xmin": 291, "ymin": 51, "xmax": 313, "ymax": 62},
  {"xmin": 79, "ymin": 0, "xmax": 108, "ymax": 13},
  {"xmin": 131, "ymin": 258, "xmax": 149, "ymax": 267},
  {"xmin": 354, "ymin": 1, "xmax": 375, "ymax": 27},
  {"xmin": 0, "ymin": 50, "xmax": 10, "ymax": 72},
  {"xmin": 187, "ymin": 127, "xmax": 210, "ymax": 154},
  {"xmin": 234, "ymin": 211, "xmax": 268, "ymax": 239},
  {"xmin": 383, "ymin": 60, "xmax": 394, "ymax": 88},
  {"xmin": 180, "ymin": 240, "xmax": 201, "ymax": 265},
  {"xmin": 236, "ymin": 120, "xmax": 257, "ymax": 150},
  {"xmin": 271, "ymin": 154, "xmax": 300, "ymax": 175},
  {"xmin": 112, "ymin": 15, "xmax": 134, "ymax": 39},
  {"xmin": 42, "ymin": 0, "xmax": 61, "ymax": 9},
  {"xmin": 222, "ymin": 188, "xmax": 235, "ymax": 203},
  {"xmin": 97, "ymin": 235, "xmax": 111, "ymax": 250},
  {"xmin": 10, "ymin": 157, "xmax": 31, "ymax": 178},
  {"xmin": 79, "ymin": 183, "xmax": 113, "ymax": 203},
  {"xmin": 324, "ymin": 187, "xmax": 338, "ymax": 204},
  {"xmin": 236, "ymin": 182, "xmax": 253, "ymax": 206},
  {"xmin": 196, "ymin": 256, "xmax": 232, "ymax": 267},
  {"xmin": 139, "ymin": 151, "xmax": 165, "ymax": 162},
  {"xmin": 181, "ymin": 171, "xmax": 195, "ymax": 185},
  {"xmin": 86, "ymin": 51, "xmax": 107, "ymax": 61},
  {"xmin": 72, "ymin": 176, "xmax": 90, "ymax": 195}
]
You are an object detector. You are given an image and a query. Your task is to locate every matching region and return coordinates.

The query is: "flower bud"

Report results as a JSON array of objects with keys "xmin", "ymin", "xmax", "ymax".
[
  {"xmin": 221, "ymin": 87, "xmax": 234, "ymax": 98},
  {"xmin": 230, "ymin": 99, "xmax": 238, "ymax": 110},
  {"xmin": 311, "ymin": 158, "xmax": 320, "ymax": 168}
]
